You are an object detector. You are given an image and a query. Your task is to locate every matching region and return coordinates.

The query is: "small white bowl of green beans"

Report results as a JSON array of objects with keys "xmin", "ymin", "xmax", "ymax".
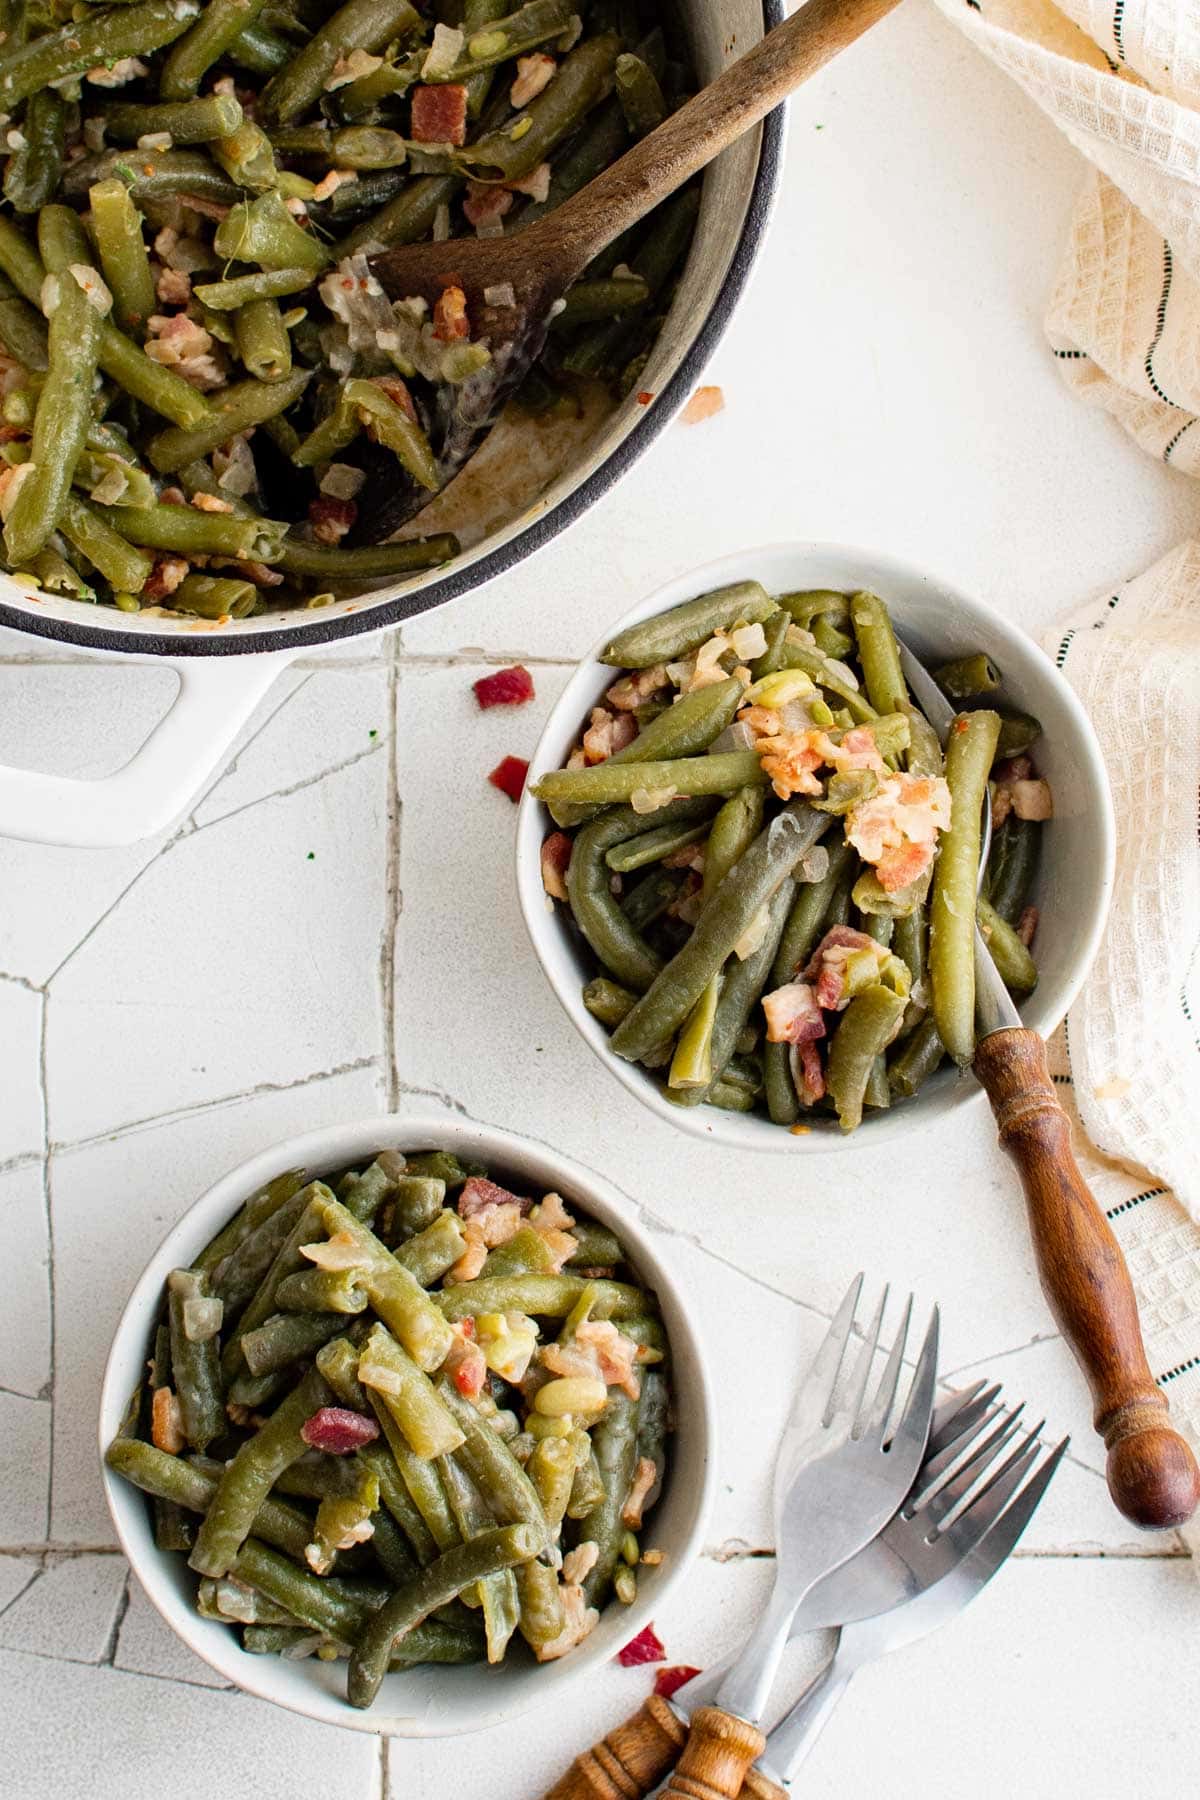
[
  {"xmin": 98, "ymin": 1114, "xmax": 714, "ymax": 1734},
  {"xmin": 517, "ymin": 541, "xmax": 1115, "ymax": 1151}
]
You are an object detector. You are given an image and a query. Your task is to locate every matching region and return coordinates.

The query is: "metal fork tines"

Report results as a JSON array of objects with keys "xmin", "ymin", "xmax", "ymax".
[
  {"xmin": 758, "ymin": 1406, "xmax": 1069, "ymax": 1785},
  {"xmin": 714, "ymin": 1275, "xmax": 939, "ymax": 1728}
]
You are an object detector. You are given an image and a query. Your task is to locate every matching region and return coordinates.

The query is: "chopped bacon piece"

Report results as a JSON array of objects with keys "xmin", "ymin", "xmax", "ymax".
[
  {"xmin": 617, "ymin": 1623, "xmax": 666, "ymax": 1667},
  {"xmin": 605, "ymin": 664, "xmax": 668, "ymax": 711},
  {"xmin": 443, "ymin": 1326, "xmax": 488, "ymax": 1397},
  {"xmin": 190, "ymin": 492, "xmax": 232, "ymax": 514},
  {"xmin": 541, "ymin": 830, "xmax": 572, "ymax": 901},
  {"xmin": 488, "ymin": 755, "xmax": 528, "ymax": 801},
  {"xmin": 308, "ymin": 494, "xmax": 357, "ymax": 545},
  {"xmin": 432, "ymin": 283, "xmax": 470, "ymax": 341},
  {"xmin": 151, "ymin": 1385, "xmax": 185, "ymax": 1453},
  {"xmin": 369, "ymin": 374, "xmax": 418, "ymax": 420},
  {"xmin": 459, "ymin": 1176, "xmax": 531, "ymax": 1220},
  {"xmin": 536, "ymin": 1582, "xmax": 599, "ymax": 1662},
  {"xmin": 300, "ymin": 1407, "xmax": 380, "ymax": 1454},
  {"xmin": 142, "ymin": 554, "xmax": 188, "ymax": 600},
  {"xmin": 582, "ymin": 705, "xmax": 637, "ymax": 763},
  {"xmin": 793, "ymin": 1038, "xmax": 826, "ymax": 1105},
  {"xmin": 463, "ymin": 182, "xmax": 514, "ymax": 231},
  {"xmin": 510, "ymin": 51, "xmax": 556, "ymax": 107},
  {"xmin": 474, "ymin": 665, "xmax": 535, "ymax": 708},
  {"xmin": 410, "ymin": 82, "xmax": 469, "ymax": 145},
  {"xmin": 0, "ymin": 423, "xmax": 27, "ymax": 443},
  {"xmin": 1010, "ymin": 778, "xmax": 1053, "ymax": 821},
  {"xmin": 801, "ymin": 925, "xmax": 879, "ymax": 1011},
  {"xmin": 155, "ymin": 266, "xmax": 191, "ymax": 307},
  {"xmin": 622, "ymin": 1455, "xmax": 658, "ymax": 1527},
  {"xmin": 561, "ymin": 1540, "xmax": 599, "ymax": 1586},
  {"xmin": 636, "ymin": 391, "xmax": 654, "ymax": 405},
  {"xmin": 681, "ymin": 385, "xmax": 724, "ymax": 425},
  {"xmin": 762, "ymin": 979, "xmax": 825, "ymax": 1045},
  {"xmin": 506, "ymin": 161, "xmax": 551, "ymax": 202},
  {"xmin": 1017, "ymin": 905, "xmax": 1039, "ymax": 948},
  {"xmin": 655, "ymin": 1665, "xmax": 701, "ymax": 1700},
  {"xmin": 845, "ymin": 771, "xmax": 951, "ymax": 891}
]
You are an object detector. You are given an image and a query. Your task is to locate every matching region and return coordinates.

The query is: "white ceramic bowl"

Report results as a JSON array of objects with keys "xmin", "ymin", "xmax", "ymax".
[
  {"xmin": 98, "ymin": 1113, "xmax": 714, "ymax": 1735},
  {"xmin": 517, "ymin": 541, "xmax": 1116, "ymax": 1152}
]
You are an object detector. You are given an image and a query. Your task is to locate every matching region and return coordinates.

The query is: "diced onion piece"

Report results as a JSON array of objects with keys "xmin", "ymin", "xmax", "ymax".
[{"xmin": 630, "ymin": 785, "xmax": 677, "ymax": 814}]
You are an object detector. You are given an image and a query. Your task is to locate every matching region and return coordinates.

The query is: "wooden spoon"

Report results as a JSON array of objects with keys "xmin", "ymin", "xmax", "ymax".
[{"xmin": 360, "ymin": 0, "xmax": 903, "ymax": 537}]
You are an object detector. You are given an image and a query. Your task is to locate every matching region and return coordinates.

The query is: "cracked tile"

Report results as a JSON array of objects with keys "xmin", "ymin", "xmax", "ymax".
[
  {"xmin": 1, "ymin": 1647, "xmax": 378, "ymax": 1800},
  {"xmin": 0, "ymin": 1392, "xmax": 49, "ymax": 1543},
  {"xmin": 0, "ymin": 1163, "xmax": 51, "ymax": 1400},
  {"xmin": 114, "ymin": 1582, "xmax": 229, "ymax": 1690},
  {"xmin": 0, "ymin": 1556, "xmax": 40, "ymax": 1615},
  {"xmin": 189, "ymin": 666, "xmax": 387, "ymax": 831},
  {"xmin": 0, "ymin": 1555, "xmax": 127, "ymax": 1663},
  {"xmin": 46, "ymin": 746, "xmax": 387, "ymax": 1145},
  {"xmin": 0, "ymin": 980, "xmax": 42, "ymax": 1164},
  {"xmin": 50, "ymin": 1062, "xmax": 382, "ymax": 1545},
  {"xmin": 0, "ymin": 838, "xmax": 173, "ymax": 990}
]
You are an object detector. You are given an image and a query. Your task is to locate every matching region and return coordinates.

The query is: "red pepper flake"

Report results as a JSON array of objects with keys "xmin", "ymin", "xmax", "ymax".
[
  {"xmin": 488, "ymin": 755, "xmax": 528, "ymax": 802},
  {"xmin": 636, "ymin": 391, "xmax": 654, "ymax": 406},
  {"xmin": 617, "ymin": 1623, "xmax": 666, "ymax": 1667},
  {"xmin": 300, "ymin": 1407, "xmax": 380, "ymax": 1454},
  {"xmin": 474, "ymin": 665, "xmax": 535, "ymax": 709},
  {"xmin": 654, "ymin": 1665, "xmax": 701, "ymax": 1699}
]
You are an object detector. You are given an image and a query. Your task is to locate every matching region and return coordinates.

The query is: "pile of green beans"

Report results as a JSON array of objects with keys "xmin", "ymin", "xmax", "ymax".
[
  {"xmin": 532, "ymin": 583, "xmax": 1052, "ymax": 1133},
  {"xmin": 0, "ymin": 0, "xmax": 696, "ymax": 615},
  {"xmin": 105, "ymin": 1148, "xmax": 671, "ymax": 1709}
]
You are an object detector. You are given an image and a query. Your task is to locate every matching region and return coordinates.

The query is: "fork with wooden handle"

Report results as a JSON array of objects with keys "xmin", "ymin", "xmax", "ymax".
[{"xmin": 895, "ymin": 639, "xmax": 1200, "ymax": 1534}]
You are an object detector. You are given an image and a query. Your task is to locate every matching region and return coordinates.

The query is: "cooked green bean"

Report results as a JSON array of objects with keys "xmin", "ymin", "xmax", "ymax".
[
  {"xmin": 850, "ymin": 590, "xmax": 908, "ymax": 716},
  {"xmin": 167, "ymin": 1268, "xmax": 225, "ymax": 1452},
  {"xmin": 93, "ymin": 501, "xmax": 287, "ymax": 562},
  {"xmin": 107, "ymin": 94, "xmax": 244, "ymax": 144},
  {"xmin": 431, "ymin": 0, "xmax": 574, "ymax": 81},
  {"xmin": 0, "ymin": 0, "xmax": 200, "ymax": 108},
  {"xmin": 146, "ymin": 369, "xmax": 311, "ymax": 471},
  {"xmin": 0, "ymin": 283, "xmax": 47, "ymax": 368},
  {"xmin": 986, "ymin": 815, "xmax": 1041, "ymax": 924},
  {"xmin": 566, "ymin": 799, "xmax": 711, "ymax": 994},
  {"xmin": 235, "ymin": 296, "xmax": 292, "ymax": 383},
  {"xmin": 392, "ymin": 1209, "xmax": 466, "ymax": 1286},
  {"xmin": 228, "ymin": 19, "xmax": 295, "ymax": 76},
  {"xmin": 87, "ymin": 180, "xmax": 157, "ymax": 338},
  {"xmin": 929, "ymin": 709, "xmax": 1001, "ymax": 1065},
  {"xmin": 602, "ymin": 581, "xmax": 774, "ymax": 668},
  {"xmin": 195, "ymin": 1169, "xmax": 307, "ymax": 1277},
  {"xmin": 312, "ymin": 1195, "xmax": 456, "ymax": 1371},
  {"xmin": 549, "ymin": 680, "xmax": 742, "ymax": 828},
  {"xmin": 172, "ymin": 573, "xmax": 259, "ymax": 619},
  {"xmin": 348, "ymin": 1523, "xmax": 543, "ymax": 1708},
  {"xmin": 359, "ymin": 1322, "xmax": 464, "ymax": 1459},
  {"xmin": 3, "ymin": 93, "xmax": 67, "ymax": 216},
  {"xmin": 335, "ymin": 172, "xmax": 462, "ymax": 257},
  {"xmin": 437, "ymin": 1454, "xmax": 521, "ymax": 1660},
  {"xmin": 437, "ymin": 1378, "xmax": 548, "ymax": 1531},
  {"xmin": 240, "ymin": 1309, "xmax": 344, "ymax": 1376},
  {"xmin": 534, "ymin": 751, "xmax": 764, "ymax": 808},
  {"xmin": 276, "ymin": 535, "xmax": 460, "ymax": 579},
  {"xmin": 518, "ymin": 96, "xmax": 627, "ymax": 225},
  {"xmin": 345, "ymin": 377, "xmax": 438, "ymax": 491},
  {"xmin": 674, "ymin": 879, "xmax": 793, "ymax": 1107},
  {"xmin": 261, "ymin": 0, "xmax": 422, "ymax": 123},
  {"xmin": 887, "ymin": 1013, "xmax": 946, "ymax": 1098},
  {"xmin": 996, "ymin": 710, "xmax": 1042, "ymax": 758},
  {"xmin": 437, "ymin": 1274, "xmax": 651, "ymax": 1323},
  {"xmin": 935, "ymin": 651, "xmax": 1001, "ymax": 698},
  {"xmin": 582, "ymin": 976, "xmax": 638, "ymax": 1028},
  {"xmin": 161, "ymin": 0, "xmax": 272, "ymax": 97},
  {"xmin": 3, "ymin": 270, "xmax": 104, "ymax": 567},
  {"xmin": 827, "ymin": 985, "xmax": 908, "ymax": 1131},
  {"xmin": 614, "ymin": 51, "xmax": 666, "ymax": 136},
  {"xmin": 385, "ymin": 1175, "xmax": 447, "ymax": 1243},
  {"xmin": 59, "ymin": 494, "xmax": 154, "ymax": 594},
  {"xmin": 579, "ymin": 1391, "xmax": 638, "ymax": 1608},
  {"xmin": 213, "ymin": 191, "xmax": 328, "ymax": 274},
  {"xmin": 194, "ymin": 268, "xmax": 313, "ymax": 311},
  {"xmin": 612, "ymin": 803, "xmax": 830, "ymax": 1063},
  {"xmin": 977, "ymin": 894, "xmax": 1038, "ymax": 992},
  {"xmin": 104, "ymin": 1438, "xmax": 314, "ymax": 1564},
  {"xmin": 62, "ymin": 150, "xmax": 241, "ymax": 208},
  {"xmin": 552, "ymin": 276, "xmax": 650, "ymax": 327},
  {"xmin": 605, "ymin": 817, "xmax": 708, "ymax": 874},
  {"xmin": 457, "ymin": 34, "xmax": 620, "ymax": 182},
  {"xmin": 190, "ymin": 1364, "xmax": 330, "ymax": 1576}
]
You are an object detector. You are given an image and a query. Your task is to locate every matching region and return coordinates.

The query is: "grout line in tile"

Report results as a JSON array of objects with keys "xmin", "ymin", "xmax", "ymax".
[
  {"xmin": 0, "ymin": 1382, "xmax": 45, "ymax": 1403},
  {"xmin": 382, "ymin": 635, "xmax": 401, "ymax": 1114},
  {"xmin": 0, "ymin": 1546, "xmax": 122, "ymax": 1556},
  {"xmin": 0, "ymin": 1565, "xmax": 43, "ymax": 1621},
  {"xmin": 394, "ymin": 651, "xmax": 576, "ymax": 669},
  {"xmin": 0, "ymin": 1151, "xmax": 43, "ymax": 1177},
  {"xmin": 376, "ymin": 1733, "xmax": 389, "ymax": 1800},
  {"xmin": 939, "ymin": 1332, "xmax": 1063, "ymax": 1381},
  {"xmin": 394, "ymin": 1081, "xmax": 469, "ymax": 1116},
  {"xmin": 49, "ymin": 1056, "xmax": 385, "ymax": 1160},
  {"xmin": 101, "ymin": 1574, "xmax": 132, "ymax": 1667},
  {"xmin": 38, "ymin": 990, "xmax": 54, "ymax": 1543}
]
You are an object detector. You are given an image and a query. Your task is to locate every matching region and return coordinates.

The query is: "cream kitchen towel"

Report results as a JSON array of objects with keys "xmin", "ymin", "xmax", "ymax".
[{"xmin": 931, "ymin": 0, "xmax": 1200, "ymax": 466}]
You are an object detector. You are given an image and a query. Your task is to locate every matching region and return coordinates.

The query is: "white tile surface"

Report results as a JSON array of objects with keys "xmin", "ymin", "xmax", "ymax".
[{"xmin": 1, "ymin": 0, "xmax": 1198, "ymax": 1791}]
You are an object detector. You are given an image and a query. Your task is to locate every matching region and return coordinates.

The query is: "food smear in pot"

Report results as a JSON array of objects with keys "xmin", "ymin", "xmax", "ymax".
[
  {"xmin": 0, "ymin": 0, "xmax": 697, "ymax": 614},
  {"xmin": 532, "ymin": 585, "xmax": 1053, "ymax": 1131},
  {"xmin": 105, "ymin": 1148, "xmax": 673, "ymax": 1709}
]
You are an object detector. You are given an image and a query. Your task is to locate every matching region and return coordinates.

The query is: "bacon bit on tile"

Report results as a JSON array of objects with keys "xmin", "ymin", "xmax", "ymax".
[
  {"xmin": 540, "ymin": 830, "xmax": 572, "ymax": 900},
  {"xmin": 151, "ymin": 1385, "xmax": 184, "ymax": 1453},
  {"xmin": 300, "ymin": 1407, "xmax": 380, "ymax": 1454},
  {"xmin": 463, "ymin": 182, "xmax": 514, "ymax": 231},
  {"xmin": 636, "ymin": 391, "xmax": 654, "ymax": 405},
  {"xmin": 411, "ymin": 82, "xmax": 469, "ymax": 146},
  {"xmin": 1017, "ymin": 904, "xmax": 1039, "ymax": 948},
  {"xmin": 510, "ymin": 51, "xmax": 556, "ymax": 107},
  {"xmin": 654, "ymin": 1665, "xmax": 701, "ymax": 1700},
  {"xmin": 433, "ymin": 283, "xmax": 470, "ymax": 341},
  {"xmin": 488, "ymin": 754, "xmax": 528, "ymax": 801},
  {"xmin": 474, "ymin": 664, "xmax": 535, "ymax": 709},
  {"xmin": 681, "ymin": 385, "xmax": 724, "ymax": 425},
  {"xmin": 370, "ymin": 374, "xmax": 418, "ymax": 420},
  {"xmin": 308, "ymin": 494, "xmax": 357, "ymax": 544},
  {"xmin": 617, "ymin": 1623, "xmax": 666, "ymax": 1667}
]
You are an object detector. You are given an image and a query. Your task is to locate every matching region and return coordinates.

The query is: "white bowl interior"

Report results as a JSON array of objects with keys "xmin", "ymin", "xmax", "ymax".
[
  {"xmin": 0, "ymin": 2, "xmax": 771, "ymax": 645},
  {"xmin": 99, "ymin": 1114, "xmax": 714, "ymax": 1735},
  {"xmin": 517, "ymin": 541, "xmax": 1116, "ymax": 1153}
]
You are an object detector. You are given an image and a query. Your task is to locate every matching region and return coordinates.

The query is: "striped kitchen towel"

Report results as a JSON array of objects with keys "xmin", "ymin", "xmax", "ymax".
[
  {"xmin": 1042, "ymin": 545, "xmax": 1200, "ymax": 1555},
  {"xmin": 932, "ymin": 0, "xmax": 1200, "ymax": 466}
]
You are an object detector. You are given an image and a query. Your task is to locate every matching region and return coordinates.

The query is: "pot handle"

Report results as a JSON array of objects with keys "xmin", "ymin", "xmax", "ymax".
[{"xmin": 0, "ymin": 650, "xmax": 294, "ymax": 847}]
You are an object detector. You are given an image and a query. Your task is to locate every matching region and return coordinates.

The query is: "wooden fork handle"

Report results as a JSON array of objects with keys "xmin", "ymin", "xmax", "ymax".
[
  {"xmin": 974, "ymin": 1028, "xmax": 1200, "ymax": 1530},
  {"xmin": 660, "ymin": 1707, "xmax": 769, "ymax": 1800},
  {"xmin": 540, "ymin": 1699, "xmax": 785, "ymax": 1800},
  {"xmin": 546, "ymin": 0, "xmax": 903, "ymax": 274}
]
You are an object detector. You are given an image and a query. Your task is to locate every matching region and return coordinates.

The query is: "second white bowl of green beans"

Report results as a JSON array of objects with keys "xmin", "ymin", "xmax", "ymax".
[
  {"xmin": 98, "ymin": 1114, "xmax": 714, "ymax": 1733},
  {"xmin": 517, "ymin": 542, "xmax": 1115, "ymax": 1150}
]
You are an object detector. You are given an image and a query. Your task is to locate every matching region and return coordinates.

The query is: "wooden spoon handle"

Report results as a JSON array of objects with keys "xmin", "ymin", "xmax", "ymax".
[
  {"xmin": 539, "ymin": 1698, "xmax": 787, "ymax": 1800},
  {"xmin": 547, "ymin": 0, "xmax": 902, "ymax": 272},
  {"xmin": 974, "ymin": 1027, "xmax": 1200, "ymax": 1529},
  {"xmin": 661, "ymin": 1707, "xmax": 767, "ymax": 1800}
]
